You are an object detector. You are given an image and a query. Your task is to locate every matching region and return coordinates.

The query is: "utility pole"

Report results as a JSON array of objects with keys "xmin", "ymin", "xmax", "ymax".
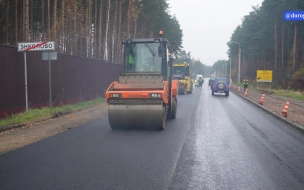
[{"xmin": 230, "ymin": 41, "xmax": 241, "ymax": 83}]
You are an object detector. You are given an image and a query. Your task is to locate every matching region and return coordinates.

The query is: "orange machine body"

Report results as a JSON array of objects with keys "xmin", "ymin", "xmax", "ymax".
[{"xmin": 106, "ymin": 77, "xmax": 178, "ymax": 105}]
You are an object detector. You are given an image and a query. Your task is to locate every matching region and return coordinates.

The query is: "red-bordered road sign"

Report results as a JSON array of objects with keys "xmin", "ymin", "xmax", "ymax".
[{"xmin": 18, "ymin": 41, "xmax": 55, "ymax": 52}]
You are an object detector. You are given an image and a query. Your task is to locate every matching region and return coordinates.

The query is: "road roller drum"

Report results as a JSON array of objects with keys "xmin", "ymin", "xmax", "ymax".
[{"xmin": 108, "ymin": 100, "xmax": 166, "ymax": 129}]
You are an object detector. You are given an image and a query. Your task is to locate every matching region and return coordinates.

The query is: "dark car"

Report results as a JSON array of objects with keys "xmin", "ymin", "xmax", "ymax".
[{"xmin": 211, "ymin": 78, "xmax": 230, "ymax": 96}]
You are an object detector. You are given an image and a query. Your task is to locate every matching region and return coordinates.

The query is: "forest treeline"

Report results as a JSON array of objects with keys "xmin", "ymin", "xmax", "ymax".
[
  {"xmin": 228, "ymin": 0, "xmax": 304, "ymax": 90},
  {"xmin": 0, "ymin": 0, "xmax": 183, "ymax": 64},
  {"xmin": 1, "ymin": 0, "xmax": 303, "ymax": 90}
]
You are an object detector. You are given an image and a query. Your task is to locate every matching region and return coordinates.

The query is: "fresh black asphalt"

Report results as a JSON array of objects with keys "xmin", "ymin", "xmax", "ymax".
[{"xmin": 1, "ymin": 83, "xmax": 304, "ymax": 190}]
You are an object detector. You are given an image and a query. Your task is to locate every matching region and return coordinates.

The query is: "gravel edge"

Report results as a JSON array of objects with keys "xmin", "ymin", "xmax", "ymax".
[{"xmin": 231, "ymin": 89, "xmax": 304, "ymax": 134}]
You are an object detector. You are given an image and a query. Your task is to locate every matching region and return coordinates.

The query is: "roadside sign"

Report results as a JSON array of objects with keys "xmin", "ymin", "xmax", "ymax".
[
  {"xmin": 18, "ymin": 41, "xmax": 55, "ymax": 52},
  {"xmin": 18, "ymin": 41, "xmax": 56, "ymax": 112},
  {"xmin": 42, "ymin": 52, "xmax": 57, "ymax": 60},
  {"xmin": 257, "ymin": 70, "xmax": 272, "ymax": 82}
]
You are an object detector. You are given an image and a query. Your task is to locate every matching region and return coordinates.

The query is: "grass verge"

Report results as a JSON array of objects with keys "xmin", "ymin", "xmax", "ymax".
[
  {"xmin": 0, "ymin": 97, "xmax": 105, "ymax": 131},
  {"xmin": 231, "ymin": 82, "xmax": 304, "ymax": 101},
  {"xmin": 271, "ymin": 90, "xmax": 304, "ymax": 101}
]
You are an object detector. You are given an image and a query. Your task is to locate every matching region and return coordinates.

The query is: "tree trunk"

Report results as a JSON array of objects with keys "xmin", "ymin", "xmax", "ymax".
[
  {"xmin": 142, "ymin": 16, "xmax": 144, "ymax": 38},
  {"xmin": 112, "ymin": 0, "xmax": 118, "ymax": 63},
  {"xmin": 85, "ymin": 0, "xmax": 89, "ymax": 57},
  {"xmin": 47, "ymin": 0, "xmax": 50, "ymax": 40},
  {"xmin": 117, "ymin": 1, "xmax": 122, "ymax": 63},
  {"xmin": 98, "ymin": 0, "xmax": 103, "ymax": 59},
  {"xmin": 25, "ymin": 0, "xmax": 29, "ymax": 41},
  {"xmin": 15, "ymin": 0, "xmax": 18, "ymax": 45},
  {"xmin": 22, "ymin": 0, "xmax": 25, "ymax": 41},
  {"xmin": 274, "ymin": 17, "xmax": 277, "ymax": 80},
  {"xmin": 5, "ymin": 0, "xmax": 9, "ymax": 44},
  {"xmin": 89, "ymin": 0, "xmax": 92, "ymax": 57},
  {"xmin": 293, "ymin": 23, "xmax": 297, "ymax": 72},
  {"xmin": 30, "ymin": 0, "xmax": 33, "ymax": 41},
  {"xmin": 104, "ymin": 0, "xmax": 110, "ymax": 61},
  {"xmin": 73, "ymin": 0, "xmax": 77, "ymax": 55},
  {"xmin": 41, "ymin": 0, "xmax": 45, "ymax": 40},
  {"xmin": 94, "ymin": 0, "xmax": 97, "ymax": 58},
  {"xmin": 127, "ymin": 0, "xmax": 131, "ymax": 38},
  {"xmin": 52, "ymin": 0, "xmax": 57, "ymax": 42},
  {"xmin": 134, "ymin": 14, "xmax": 138, "ymax": 38},
  {"xmin": 150, "ymin": 23, "xmax": 153, "ymax": 38},
  {"xmin": 86, "ymin": 0, "xmax": 92, "ymax": 57},
  {"xmin": 61, "ymin": 0, "xmax": 65, "ymax": 53},
  {"xmin": 281, "ymin": 23, "xmax": 285, "ymax": 79}
]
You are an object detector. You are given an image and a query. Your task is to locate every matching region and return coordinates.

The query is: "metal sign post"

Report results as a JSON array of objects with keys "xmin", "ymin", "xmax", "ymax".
[
  {"xmin": 42, "ymin": 51, "xmax": 57, "ymax": 108},
  {"xmin": 48, "ymin": 52, "xmax": 52, "ymax": 108},
  {"xmin": 24, "ymin": 52, "xmax": 28, "ymax": 112},
  {"xmin": 18, "ymin": 41, "xmax": 55, "ymax": 112}
]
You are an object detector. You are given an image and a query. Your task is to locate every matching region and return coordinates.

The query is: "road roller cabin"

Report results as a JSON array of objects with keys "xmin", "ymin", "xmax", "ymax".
[
  {"xmin": 105, "ymin": 31, "xmax": 178, "ymax": 130},
  {"xmin": 173, "ymin": 62, "xmax": 194, "ymax": 95}
]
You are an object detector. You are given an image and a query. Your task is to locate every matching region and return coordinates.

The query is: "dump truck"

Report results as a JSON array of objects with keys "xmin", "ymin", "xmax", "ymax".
[
  {"xmin": 173, "ymin": 62, "xmax": 193, "ymax": 95},
  {"xmin": 105, "ymin": 31, "xmax": 178, "ymax": 130}
]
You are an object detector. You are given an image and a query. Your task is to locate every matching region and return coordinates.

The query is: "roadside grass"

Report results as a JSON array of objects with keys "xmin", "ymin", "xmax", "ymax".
[
  {"xmin": 231, "ymin": 82, "xmax": 304, "ymax": 101},
  {"xmin": 231, "ymin": 82, "xmax": 242, "ymax": 88},
  {"xmin": 0, "ymin": 97, "xmax": 105, "ymax": 130},
  {"xmin": 271, "ymin": 90, "xmax": 304, "ymax": 101}
]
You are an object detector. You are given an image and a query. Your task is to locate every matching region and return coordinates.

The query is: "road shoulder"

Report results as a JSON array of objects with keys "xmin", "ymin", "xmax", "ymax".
[
  {"xmin": 0, "ymin": 103, "xmax": 108, "ymax": 155},
  {"xmin": 230, "ymin": 86, "xmax": 304, "ymax": 134}
]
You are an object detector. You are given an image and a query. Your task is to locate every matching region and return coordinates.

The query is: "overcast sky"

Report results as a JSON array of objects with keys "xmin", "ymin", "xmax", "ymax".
[{"xmin": 168, "ymin": 0, "xmax": 264, "ymax": 66}]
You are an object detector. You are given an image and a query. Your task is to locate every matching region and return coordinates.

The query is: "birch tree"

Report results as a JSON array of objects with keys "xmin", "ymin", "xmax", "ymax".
[
  {"xmin": 47, "ymin": 0, "xmax": 50, "ymax": 40},
  {"xmin": 5, "ymin": 0, "xmax": 9, "ymax": 44},
  {"xmin": 52, "ymin": 0, "xmax": 57, "ymax": 42},
  {"xmin": 104, "ymin": 0, "xmax": 110, "ymax": 61},
  {"xmin": 15, "ymin": 0, "xmax": 18, "ymax": 45},
  {"xmin": 97, "ymin": 0, "xmax": 103, "ymax": 59},
  {"xmin": 25, "ymin": 0, "xmax": 29, "ymax": 41}
]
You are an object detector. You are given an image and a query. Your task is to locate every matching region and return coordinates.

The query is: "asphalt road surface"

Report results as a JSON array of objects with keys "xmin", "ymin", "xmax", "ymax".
[{"xmin": 1, "ymin": 82, "xmax": 304, "ymax": 190}]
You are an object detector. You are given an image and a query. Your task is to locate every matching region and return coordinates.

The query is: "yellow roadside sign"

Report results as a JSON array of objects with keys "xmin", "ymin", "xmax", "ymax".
[{"xmin": 256, "ymin": 70, "xmax": 272, "ymax": 82}]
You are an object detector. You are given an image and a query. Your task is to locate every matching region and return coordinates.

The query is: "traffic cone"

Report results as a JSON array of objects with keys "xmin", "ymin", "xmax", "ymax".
[
  {"xmin": 238, "ymin": 87, "xmax": 240, "ymax": 92},
  {"xmin": 259, "ymin": 93, "xmax": 265, "ymax": 105},
  {"xmin": 244, "ymin": 89, "xmax": 248, "ymax": 97},
  {"xmin": 281, "ymin": 100, "xmax": 290, "ymax": 117}
]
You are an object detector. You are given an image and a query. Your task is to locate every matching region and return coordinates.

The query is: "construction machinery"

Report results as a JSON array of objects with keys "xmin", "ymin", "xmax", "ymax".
[
  {"xmin": 173, "ymin": 62, "xmax": 193, "ymax": 95},
  {"xmin": 105, "ymin": 31, "xmax": 178, "ymax": 130}
]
